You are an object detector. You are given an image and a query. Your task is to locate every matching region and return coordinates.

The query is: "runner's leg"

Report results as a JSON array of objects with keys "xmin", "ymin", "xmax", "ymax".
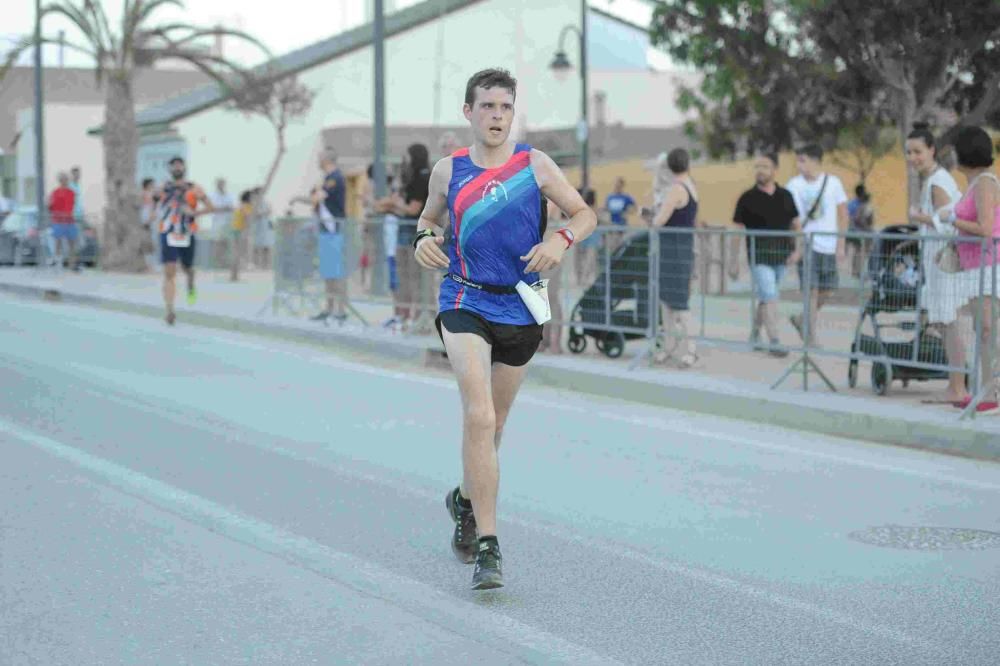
[
  {"xmin": 163, "ymin": 262, "xmax": 177, "ymax": 320},
  {"xmin": 441, "ymin": 328, "xmax": 499, "ymax": 537},
  {"xmin": 490, "ymin": 361, "xmax": 529, "ymax": 450}
]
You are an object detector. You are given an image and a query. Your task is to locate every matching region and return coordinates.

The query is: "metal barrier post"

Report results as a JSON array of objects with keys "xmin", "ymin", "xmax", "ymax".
[
  {"xmin": 771, "ymin": 231, "xmax": 836, "ymax": 392},
  {"xmin": 699, "ymin": 227, "xmax": 708, "ymax": 337}
]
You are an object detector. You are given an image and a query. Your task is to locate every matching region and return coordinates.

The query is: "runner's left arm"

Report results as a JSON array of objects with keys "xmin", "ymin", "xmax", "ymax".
[
  {"xmin": 190, "ymin": 186, "xmax": 216, "ymax": 218},
  {"xmin": 523, "ymin": 149, "xmax": 597, "ymax": 273}
]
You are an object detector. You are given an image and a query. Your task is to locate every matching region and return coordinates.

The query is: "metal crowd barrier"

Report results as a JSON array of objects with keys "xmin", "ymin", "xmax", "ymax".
[{"xmin": 264, "ymin": 216, "xmax": 999, "ymax": 419}]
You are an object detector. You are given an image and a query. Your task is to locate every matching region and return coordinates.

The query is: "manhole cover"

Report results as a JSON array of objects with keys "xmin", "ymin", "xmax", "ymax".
[{"xmin": 849, "ymin": 525, "xmax": 1000, "ymax": 551}]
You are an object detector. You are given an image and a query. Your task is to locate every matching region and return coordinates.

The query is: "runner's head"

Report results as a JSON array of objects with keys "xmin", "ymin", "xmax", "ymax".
[
  {"xmin": 794, "ymin": 144, "xmax": 823, "ymax": 179},
  {"xmin": 614, "ymin": 177, "xmax": 625, "ymax": 193},
  {"xmin": 168, "ymin": 156, "xmax": 186, "ymax": 181},
  {"xmin": 753, "ymin": 152, "xmax": 779, "ymax": 187},
  {"xmin": 463, "ymin": 68, "xmax": 517, "ymax": 148}
]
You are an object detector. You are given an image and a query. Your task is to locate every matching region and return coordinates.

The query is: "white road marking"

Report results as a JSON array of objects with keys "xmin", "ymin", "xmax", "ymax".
[{"xmin": 0, "ymin": 417, "xmax": 618, "ymax": 666}]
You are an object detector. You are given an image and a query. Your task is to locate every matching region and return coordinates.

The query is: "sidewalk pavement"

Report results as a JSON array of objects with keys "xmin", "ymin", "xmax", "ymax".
[{"xmin": 1, "ymin": 266, "xmax": 997, "ymax": 459}]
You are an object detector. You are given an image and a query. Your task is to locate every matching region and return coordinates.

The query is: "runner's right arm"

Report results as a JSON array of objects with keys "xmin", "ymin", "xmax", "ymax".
[{"xmin": 413, "ymin": 157, "xmax": 452, "ymax": 270}]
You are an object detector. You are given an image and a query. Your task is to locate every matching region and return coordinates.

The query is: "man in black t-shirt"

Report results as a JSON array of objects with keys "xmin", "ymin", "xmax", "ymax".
[
  {"xmin": 729, "ymin": 153, "xmax": 801, "ymax": 356},
  {"xmin": 374, "ymin": 143, "xmax": 432, "ymax": 331}
]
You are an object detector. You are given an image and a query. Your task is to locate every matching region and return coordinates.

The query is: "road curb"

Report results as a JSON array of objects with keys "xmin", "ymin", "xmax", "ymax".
[{"xmin": 4, "ymin": 280, "xmax": 998, "ymax": 461}]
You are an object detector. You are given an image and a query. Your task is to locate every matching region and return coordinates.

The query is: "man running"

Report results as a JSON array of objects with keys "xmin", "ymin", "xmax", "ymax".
[
  {"xmin": 413, "ymin": 68, "xmax": 596, "ymax": 590},
  {"xmin": 154, "ymin": 156, "xmax": 213, "ymax": 325}
]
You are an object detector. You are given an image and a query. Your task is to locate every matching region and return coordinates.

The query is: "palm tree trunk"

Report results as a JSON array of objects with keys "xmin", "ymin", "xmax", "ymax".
[
  {"xmin": 101, "ymin": 72, "xmax": 146, "ymax": 272},
  {"xmin": 259, "ymin": 127, "xmax": 286, "ymax": 200}
]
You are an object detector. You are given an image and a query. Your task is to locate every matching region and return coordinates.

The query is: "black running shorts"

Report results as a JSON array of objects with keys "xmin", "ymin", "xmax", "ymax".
[{"xmin": 436, "ymin": 309, "xmax": 543, "ymax": 367}]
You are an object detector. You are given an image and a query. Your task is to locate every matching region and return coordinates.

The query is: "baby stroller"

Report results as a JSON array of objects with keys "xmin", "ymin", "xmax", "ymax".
[
  {"xmin": 848, "ymin": 224, "xmax": 948, "ymax": 395},
  {"xmin": 567, "ymin": 231, "xmax": 656, "ymax": 358}
]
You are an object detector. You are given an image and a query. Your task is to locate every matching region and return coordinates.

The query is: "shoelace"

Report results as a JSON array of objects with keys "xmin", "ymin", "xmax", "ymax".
[
  {"xmin": 475, "ymin": 546, "xmax": 502, "ymax": 573},
  {"xmin": 455, "ymin": 507, "xmax": 476, "ymax": 542}
]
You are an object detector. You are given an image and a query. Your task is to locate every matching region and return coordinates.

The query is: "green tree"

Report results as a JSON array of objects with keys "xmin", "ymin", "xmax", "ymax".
[
  {"xmin": 651, "ymin": 0, "xmax": 1000, "ymax": 185},
  {"xmin": 2, "ymin": 0, "xmax": 268, "ymax": 271}
]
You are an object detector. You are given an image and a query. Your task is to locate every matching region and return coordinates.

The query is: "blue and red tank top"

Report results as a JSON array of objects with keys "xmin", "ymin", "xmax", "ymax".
[{"xmin": 439, "ymin": 143, "xmax": 542, "ymax": 325}]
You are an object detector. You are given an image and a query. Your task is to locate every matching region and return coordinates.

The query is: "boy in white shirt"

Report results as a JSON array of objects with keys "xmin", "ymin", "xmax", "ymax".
[{"xmin": 785, "ymin": 144, "xmax": 848, "ymax": 346}]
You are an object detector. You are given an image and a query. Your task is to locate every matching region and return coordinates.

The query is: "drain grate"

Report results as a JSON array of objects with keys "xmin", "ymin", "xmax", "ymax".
[{"xmin": 849, "ymin": 525, "xmax": 1000, "ymax": 551}]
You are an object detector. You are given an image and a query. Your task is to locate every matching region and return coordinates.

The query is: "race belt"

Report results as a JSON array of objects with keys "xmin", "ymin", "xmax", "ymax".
[{"xmin": 446, "ymin": 273, "xmax": 518, "ymax": 295}]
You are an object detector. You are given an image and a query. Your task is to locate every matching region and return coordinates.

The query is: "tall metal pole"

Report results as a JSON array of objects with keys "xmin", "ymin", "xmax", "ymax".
[
  {"xmin": 579, "ymin": 0, "xmax": 589, "ymax": 193},
  {"xmin": 372, "ymin": 0, "xmax": 388, "ymax": 295},
  {"xmin": 373, "ymin": 0, "xmax": 386, "ymax": 201},
  {"xmin": 34, "ymin": 0, "xmax": 46, "ymax": 219}
]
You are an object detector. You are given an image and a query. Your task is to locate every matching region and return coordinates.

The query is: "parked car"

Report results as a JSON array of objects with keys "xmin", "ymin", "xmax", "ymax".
[{"xmin": 0, "ymin": 206, "xmax": 99, "ymax": 267}]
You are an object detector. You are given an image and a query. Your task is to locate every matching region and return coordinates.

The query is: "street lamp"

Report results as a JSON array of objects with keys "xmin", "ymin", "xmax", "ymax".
[{"xmin": 550, "ymin": 1, "xmax": 589, "ymax": 192}]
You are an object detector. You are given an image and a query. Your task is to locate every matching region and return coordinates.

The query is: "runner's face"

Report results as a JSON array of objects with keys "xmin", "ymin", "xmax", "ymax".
[
  {"xmin": 464, "ymin": 86, "xmax": 514, "ymax": 148},
  {"xmin": 905, "ymin": 138, "xmax": 935, "ymax": 174},
  {"xmin": 753, "ymin": 158, "xmax": 776, "ymax": 186},
  {"xmin": 170, "ymin": 163, "xmax": 186, "ymax": 180}
]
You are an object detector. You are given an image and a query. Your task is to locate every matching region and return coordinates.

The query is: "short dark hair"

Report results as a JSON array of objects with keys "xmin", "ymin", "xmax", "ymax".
[
  {"xmin": 464, "ymin": 68, "xmax": 517, "ymax": 106},
  {"xmin": 240, "ymin": 190, "xmax": 252, "ymax": 204},
  {"xmin": 796, "ymin": 144, "xmax": 824, "ymax": 162},
  {"xmin": 953, "ymin": 125, "xmax": 995, "ymax": 169},
  {"xmin": 666, "ymin": 148, "xmax": 689, "ymax": 174},
  {"xmin": 141, "ymin": 178, "xmax": 154, "ymax": 188},
  {"xmin": 759, "ymin": 152, "xmax": 779, "ymax": 167},
  {"xmin": 907, "ymin": 122, "xmax": 936, "ymax": 150},
  {"xmin": 855, "ymin": 184, "xmax": 870, "ymax": 201},
  {"xmin": 168, "ymin": 156, "xmax": 184, "ymax": 165}
]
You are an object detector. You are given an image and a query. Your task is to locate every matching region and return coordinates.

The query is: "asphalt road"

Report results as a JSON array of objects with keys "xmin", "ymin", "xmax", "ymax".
[{"xmin": 1, "ymin": 297, "xmax": 999, "ymax": 665}]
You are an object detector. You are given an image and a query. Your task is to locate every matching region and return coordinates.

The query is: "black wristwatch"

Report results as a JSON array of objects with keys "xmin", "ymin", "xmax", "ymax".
[{"xmin": 413, "ymin": 228, "xmax": 436, "ymax": 249}]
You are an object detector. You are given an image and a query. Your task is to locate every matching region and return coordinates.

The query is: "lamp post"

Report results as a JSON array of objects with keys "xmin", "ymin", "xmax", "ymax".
[
  {"xmin": 34, "ymin": 0, "xmax": 46, "ymax": 219},
  {"xmin": 549, "ymin": 0, "xmax": 589, "ymax": 192}
]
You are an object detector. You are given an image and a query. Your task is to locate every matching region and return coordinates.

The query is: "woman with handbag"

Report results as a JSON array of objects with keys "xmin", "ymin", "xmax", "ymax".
[
  {"xmin": 949, "ymin": 126, "xmax": 1000, "ymax": 413},
  {"xmin": 905, "ymin": 125, "xmax": 971, "ymax": 404}
]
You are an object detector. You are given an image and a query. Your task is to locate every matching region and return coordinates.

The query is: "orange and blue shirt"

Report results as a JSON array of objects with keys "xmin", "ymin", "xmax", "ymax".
[
  {"xmin": 157, "ymin": 180, "xmax": 201, "ymax": 236},
  {"xmin": 440, "ymin": 143, "xmax": 542, "ymax": 325}
]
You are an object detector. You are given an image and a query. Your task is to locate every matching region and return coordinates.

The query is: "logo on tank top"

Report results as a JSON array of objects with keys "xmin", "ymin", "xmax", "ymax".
[
  {"xmin": 482, "ymin": 179, "xmax": 509, "ymax": 204},
  {"xmin": 458, "ymin": 174, "xmax": 475, "ymax": 188}
]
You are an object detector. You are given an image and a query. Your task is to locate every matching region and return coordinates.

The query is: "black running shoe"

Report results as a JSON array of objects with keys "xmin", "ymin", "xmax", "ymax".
[
  {"xmin": 471, "ymin": 538, "xmax": 503, "ymax": 590},
  {"xmin": 445, "ymin": 487, "xmax": 477, "ymax": 564}
]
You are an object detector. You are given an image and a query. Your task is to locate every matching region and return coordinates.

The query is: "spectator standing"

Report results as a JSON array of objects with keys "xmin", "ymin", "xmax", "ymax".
[
  {"xmin": 376, "ymin": 143, "xmax": 431, "ymax": 331},
  {"xmin": 729, "ymin": 153, "xmax": 800, "ymax": 357},
  {"xmin": 786, "ymin": 144, "xmax": 848, "ymax": 347},
  {"xmin": 605, "ymin": 177, "xmax": 636, "ymax": 226},
  {"xmin": 905, "ymin": 125, "xmax": 969, "ymax": 405},
  {"xmin": 69, "ymin": 166, "xmax": 84, "ymax": 223},
  {"xmin": 209, "ymin": 178, "xmax": 236, "ymax": 267},
  {"xmin": 229, "ymin": 190, "xmax": 253, "ymax": 281},
  {"xmin": 949, "ymin": 126, "xmax": 1000, "ymax": 413},
  {"xmin": 846, "ymin": 184, "xmax": 875, "ymax": 277},
  {"xmin": 251, "ymin": 187, "xmax": 275, "ymax": 269},
  {"xmin": 49, "ymin": 172, "xmax": 78, "ymax": 271},
  {"xmin": 651, "ymin": 149, "xmax": 699, "ymax": 368},
  {"xmin": 573, "ymin": 186, "xmax": 599, "ymax": 288},
  {"xmin": 309, "ymin": 149, "xmax": 348, "ymax": 325}
]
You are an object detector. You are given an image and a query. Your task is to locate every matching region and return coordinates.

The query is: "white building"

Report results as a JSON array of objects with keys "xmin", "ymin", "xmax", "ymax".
[{"xmin": 98, "ymin": 0, "xmax": 696, "ymax": 225}]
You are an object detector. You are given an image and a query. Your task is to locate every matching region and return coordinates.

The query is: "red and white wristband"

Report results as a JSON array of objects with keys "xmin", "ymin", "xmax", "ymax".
[{"xmin": 556, "ymin": 228, "xmax": 575, "ymax": 249}]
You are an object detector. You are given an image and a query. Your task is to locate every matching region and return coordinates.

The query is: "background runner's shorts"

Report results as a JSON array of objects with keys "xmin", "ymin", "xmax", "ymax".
[
  {"xmin": 436, "ymin": 309, "xmax": 543, "ymax": 367},
  {"xmin": 160, "ymin": 234, "xmax": 196, "ymax": 268}
]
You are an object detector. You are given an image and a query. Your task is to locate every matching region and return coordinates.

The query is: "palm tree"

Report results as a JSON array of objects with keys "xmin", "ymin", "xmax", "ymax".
[{"xmin": 2, "ymin": 1, "xmax": 269, "ymax": 271}]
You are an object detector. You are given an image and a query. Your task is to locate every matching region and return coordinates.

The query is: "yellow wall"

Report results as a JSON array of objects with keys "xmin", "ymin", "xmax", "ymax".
[{"xmin": 564, "ymin": 150, "xmax": 990, "ymax": 229}]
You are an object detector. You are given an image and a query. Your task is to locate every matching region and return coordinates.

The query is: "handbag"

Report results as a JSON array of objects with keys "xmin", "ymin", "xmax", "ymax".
[{"xmin": 935, "ymin": 242, "xmax": 962, "ymax": 273}]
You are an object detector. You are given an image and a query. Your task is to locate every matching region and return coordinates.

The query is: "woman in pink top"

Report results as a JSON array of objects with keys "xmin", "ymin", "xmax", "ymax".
[{"xmin": 951, "ymin": 126, "xmax": 1000, "ymax": 413}]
